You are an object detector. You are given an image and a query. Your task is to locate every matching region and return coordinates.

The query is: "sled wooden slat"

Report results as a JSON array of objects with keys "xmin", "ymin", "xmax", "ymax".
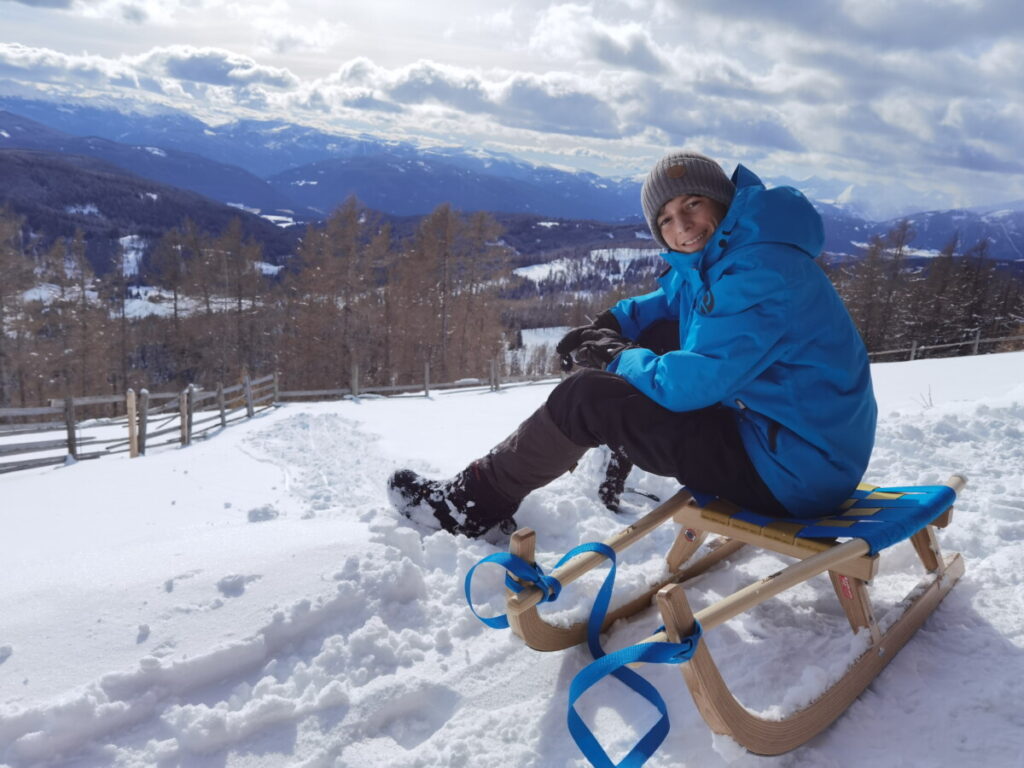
[
  {"xmin": 829, "ymin": 571, "xmax": 881, "ymax": 641},
  {"xmin": 632, "ymin": 537, "xmax": 872, "ymax": 649},
  {"xmin": 506, "ymin": 489, "xmax": 695, "ymax": 617},
  {"xmin": 673, "ymin": 501, "xmax": 879, "ymax": 582}
]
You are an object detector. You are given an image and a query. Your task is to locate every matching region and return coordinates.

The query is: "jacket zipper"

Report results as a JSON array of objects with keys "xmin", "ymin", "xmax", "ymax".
[{"xmin": 736, "ymin": 398, "xmax": 780, "ymax": 453}]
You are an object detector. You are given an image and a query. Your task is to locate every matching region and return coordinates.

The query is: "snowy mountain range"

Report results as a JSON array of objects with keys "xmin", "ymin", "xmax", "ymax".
[{"xmin": 2, "ymin": 96, "xmax": 1023, "ymax": 262}]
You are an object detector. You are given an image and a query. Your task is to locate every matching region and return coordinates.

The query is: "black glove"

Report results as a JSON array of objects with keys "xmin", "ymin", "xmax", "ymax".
[
  {"xmin": 556, "ymin": 310, "xmax": 622, "ymax": 371},
  {"xmin": 572, "ymin": 328, "xmax": 637, "ymax": 370}
]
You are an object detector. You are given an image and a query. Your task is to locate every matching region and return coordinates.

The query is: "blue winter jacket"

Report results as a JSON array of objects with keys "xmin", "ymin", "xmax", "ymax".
[{"xmin": 607, "ymin": 165, "xmax": 877, "ymax": 517}]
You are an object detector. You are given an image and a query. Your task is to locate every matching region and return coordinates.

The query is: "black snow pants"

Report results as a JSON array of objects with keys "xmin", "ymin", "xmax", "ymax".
[{"xmin": 545, "ymin": 319, "xmax": 786, "ymax": 515}]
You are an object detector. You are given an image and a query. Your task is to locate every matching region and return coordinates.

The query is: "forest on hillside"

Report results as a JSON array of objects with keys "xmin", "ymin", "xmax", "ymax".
[{"xmin": 0, "ymin": 200, "xmax": 1022, "ymax": 409}]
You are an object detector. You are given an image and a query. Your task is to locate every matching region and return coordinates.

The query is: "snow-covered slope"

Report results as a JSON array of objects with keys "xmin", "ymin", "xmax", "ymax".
[{"xmin": 2, "ymin": 353, "xmax": 1024, "ymax": 767}]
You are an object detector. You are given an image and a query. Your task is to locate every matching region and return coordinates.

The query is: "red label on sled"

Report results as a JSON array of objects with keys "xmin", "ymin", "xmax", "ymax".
[
  {"xmin": 684, "ymin": 528, "xmax": 698, "ymax": 542},
  {"xmin": 838, "ymin": 575, "xmax": 854, "ymax": 600}
]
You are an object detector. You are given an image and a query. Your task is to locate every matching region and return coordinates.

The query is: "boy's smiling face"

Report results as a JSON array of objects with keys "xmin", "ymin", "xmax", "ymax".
[{"xmin": 657, "ymin": 194, "xmax": 728, "ymax": 253}]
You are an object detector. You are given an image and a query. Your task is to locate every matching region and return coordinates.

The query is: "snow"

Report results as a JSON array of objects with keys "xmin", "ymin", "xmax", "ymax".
[
  {"xmin": 2, "ymin": 352, "xmax": 1024, "ymax": 767},
  {"xmin": 848, "ymin": 241, "xmax": 951, "ymax": 259},
  {"xmin": 64, "ymin": 204, "xmax": 100, "ymax": 216},
  {"xmin": 118, "ymin": 235, "xmax": 146, "ymax": 277},
  {"xmin": 142, "ymin": 147, "xmax": 167, "ymax": 158},
  {"xmin": 260, "ymin": 214, "xmax": 298, "ymax": 228},
  {"xmin": 255, "ymin": 260, "xmax": 284, "ymax": 276},
  {"xmin": 227, "ymin": 202, "xmax": 260, "ymax": 215},
  {"xmin": 515, "ymin": 247, "xmax": 660, "ymax": 283}
]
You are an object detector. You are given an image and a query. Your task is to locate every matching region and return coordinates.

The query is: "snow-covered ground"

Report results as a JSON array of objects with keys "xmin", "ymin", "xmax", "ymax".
[
  {"xmin": 2, "ymin": 352, "xmax": 1024, "ymax": 767},
  {"xmin": 514, "ymin": 247, "xmax": 660, "ymax": 284}
]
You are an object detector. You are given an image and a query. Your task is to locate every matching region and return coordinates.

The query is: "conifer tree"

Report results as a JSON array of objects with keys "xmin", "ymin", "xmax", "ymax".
[{"xmin": 0, "ymin": 207, "xmax": 33, "ymax": 406}]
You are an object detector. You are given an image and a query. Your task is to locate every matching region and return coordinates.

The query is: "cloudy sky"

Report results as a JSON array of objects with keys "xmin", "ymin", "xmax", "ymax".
[{"xmin": 2, "ymin": 0, "xmax": 1023, "ymax": 215}]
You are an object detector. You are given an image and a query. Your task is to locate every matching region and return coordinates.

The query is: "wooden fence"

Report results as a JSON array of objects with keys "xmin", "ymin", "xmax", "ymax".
[
  {"xmin": 868, "ymin": 330, "xmax": 1024, "ymax": 361},
  {"xmin": 0, "ymin": 373, "xmax": 277, "ymax": 474},
  {"xmin": 0, "ymin": 362, "xmax": 536, "ymax": 475},
  {"xmin": 276, "ymin": 359, "xmax": 512, "ymax": 401},
  {"xmin": 6, "ymin": 332, "xmax": 1021, "ymax": 476}
]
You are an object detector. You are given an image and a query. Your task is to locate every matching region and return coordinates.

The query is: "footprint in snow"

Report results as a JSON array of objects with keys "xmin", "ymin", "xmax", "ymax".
[
  {"xmin": 247, "ymin": 504, "xmax": 279, "ymax": 522},
  {"xmin": 216, "ymin": 574, "xmax": 262, "ymax": 597}
]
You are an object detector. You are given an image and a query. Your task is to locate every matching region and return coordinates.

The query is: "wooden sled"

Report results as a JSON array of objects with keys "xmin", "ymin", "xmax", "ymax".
[{"xmin": 502, "ymin": 474, "xmax": 966, "ymax": 755}]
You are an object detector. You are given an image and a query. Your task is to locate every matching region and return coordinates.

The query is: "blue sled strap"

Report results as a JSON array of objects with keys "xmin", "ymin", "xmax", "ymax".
[
  {"xmin": 464, "ymin": 551, "xmax": 562, "ymax": 630},
  {"xmin": 464, "ymin": 542, "xmax": 617, "ymax": 631},
  {"xmin": 567, "ymin": 627, "xmax": 703, "ymax": 768},
  {"xmin": 465, "ymin": 541, "xmax": 704, "ymax": 768}
]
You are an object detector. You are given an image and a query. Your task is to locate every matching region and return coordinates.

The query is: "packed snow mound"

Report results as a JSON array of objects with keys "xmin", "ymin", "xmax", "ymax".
[{"xmin": 2, "ymin": 354, "xmax": 1024, "ymax": 767}]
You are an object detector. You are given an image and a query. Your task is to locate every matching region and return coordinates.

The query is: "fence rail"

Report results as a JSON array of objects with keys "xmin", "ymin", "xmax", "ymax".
[
  {"xmin": 867, "ymin": 331, "xmax": 1024, "ymax": 361},
  {"xmin": 0, "ymin": 373, "xmax": 277, "ymax": 474}
]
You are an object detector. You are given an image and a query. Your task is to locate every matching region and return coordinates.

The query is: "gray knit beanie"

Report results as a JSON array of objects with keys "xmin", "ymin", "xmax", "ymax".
[{"xmin": 642, "ymin": 151, "xmax": 735, "ymax": 249}]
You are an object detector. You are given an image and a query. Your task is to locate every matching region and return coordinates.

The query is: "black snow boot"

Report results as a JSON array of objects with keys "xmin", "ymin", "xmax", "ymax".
[
  {"xmin": 598, "ymin": 447, "xmax": 633, "ymax": 512},
  {"xmin": 388, "ymin": 462, "xmax": 518, "ymax": 538},
  {"xmin": 388, "ymin": 404, "xmax": 589, "ymax": 537}
]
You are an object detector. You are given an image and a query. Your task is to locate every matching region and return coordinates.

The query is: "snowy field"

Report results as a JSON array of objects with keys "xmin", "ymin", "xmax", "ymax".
[{"xmin": 2, "ymin": 352, "xmax": 1024, "ymax": 767}]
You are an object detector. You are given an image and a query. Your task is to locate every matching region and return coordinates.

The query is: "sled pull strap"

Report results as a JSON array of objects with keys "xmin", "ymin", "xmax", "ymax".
[
  {"xmin": 464, "ymin": 542, "xmax": 617, "ymax": 632},
  {"xmin": 464, "ymin": 552, "xmax": 563, "ymax": 629},
  {"xmin": 567, "ymin": 624, "xmax": 703, "ymax": 768}
]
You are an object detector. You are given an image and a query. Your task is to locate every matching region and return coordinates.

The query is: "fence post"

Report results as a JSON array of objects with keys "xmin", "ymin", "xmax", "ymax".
[
  {"xmin": 490, "ymin": 358, "xmax": 500, "ymax": 391},
  {"xmin": 424, "ymin": 362, "xmax": 430, "ymax": 398},
  {"xmin": 187, "ymin": 384, "xmax": 196, "ymax": 438},
  {"xmin": 909, "ymin": 340, "xmax": 917, "ymax": 361},
  {"xmin": 972, "ymin": 329, "xmax": 981, "ymax": 355},
  {"xmin": 138, "ymin": 389, "xmax": 149, "ymax": 456},
  {"xmin": 350, "ymin": 362, "xmax": 360, "ymax": 398},
  {"xmin": 127, "ymin": 388, "xmax": 139, "ymax": 458},
  {"xmin": 64, "ymin": 396, "xmax": 78, "ymax": 460},
  {"xmin": 179, "ymin": 387, "xmax": 190, "ymax": 446},
  {"xmin": 273, "ymin": 372, "xmax": 280, "ymax": 403},
  {"xmin": 217, "ymin": 382, "xmax": 227, "ymax": 427},
  {"xmin": 244, "ymin": 374, "xmax": 255, "ymax": 418}
]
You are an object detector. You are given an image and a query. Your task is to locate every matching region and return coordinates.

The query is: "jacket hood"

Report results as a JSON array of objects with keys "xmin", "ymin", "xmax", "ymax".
[
  {"xmin": 658, "ymin": 165, "xmax": 824, "ymax": 277},
  {"xmin": 721, "ymin": 165, "xmax": 824, "ymax": 259}
]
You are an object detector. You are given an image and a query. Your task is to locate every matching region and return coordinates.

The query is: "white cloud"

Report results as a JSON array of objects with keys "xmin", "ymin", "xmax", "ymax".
[
  {"xmin": 529, "ymin": 3, "xmax": 667, "ymax": 73},
  {"xmin": 251, "ymin": 17, "xmax": 346, "ymax": 55},
  {"xmin": 0, "ymin": 42, "xmax": 134, "ymax": 85},
  {"xmin": 130, "ymin": 46, "xmax": 299, "ymax": 89}
]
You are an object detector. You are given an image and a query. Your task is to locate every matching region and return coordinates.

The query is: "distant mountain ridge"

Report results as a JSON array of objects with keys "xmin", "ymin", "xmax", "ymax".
[
  {"xmin": 0, "ymin": 148, "xmax": 298, "ymax": 273},
  {"xmin": 0, "ymin": 110, "xmax": 305, "ymax": 217},
  {"xmin": 1, "ymin": 96, "xmax": 1022, "ymax": 262}
]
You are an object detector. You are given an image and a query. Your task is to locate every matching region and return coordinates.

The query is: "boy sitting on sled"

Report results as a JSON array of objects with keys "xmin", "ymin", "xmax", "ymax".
[{"xmin": 389, "ymin": 151, "xmax": 877, "ymax": 537}]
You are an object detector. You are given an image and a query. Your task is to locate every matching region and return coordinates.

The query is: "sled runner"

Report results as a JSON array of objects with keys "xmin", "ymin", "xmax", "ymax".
[{"xmin": 466, "ymin": 474, "xmax": 966, "ymax": 764}]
